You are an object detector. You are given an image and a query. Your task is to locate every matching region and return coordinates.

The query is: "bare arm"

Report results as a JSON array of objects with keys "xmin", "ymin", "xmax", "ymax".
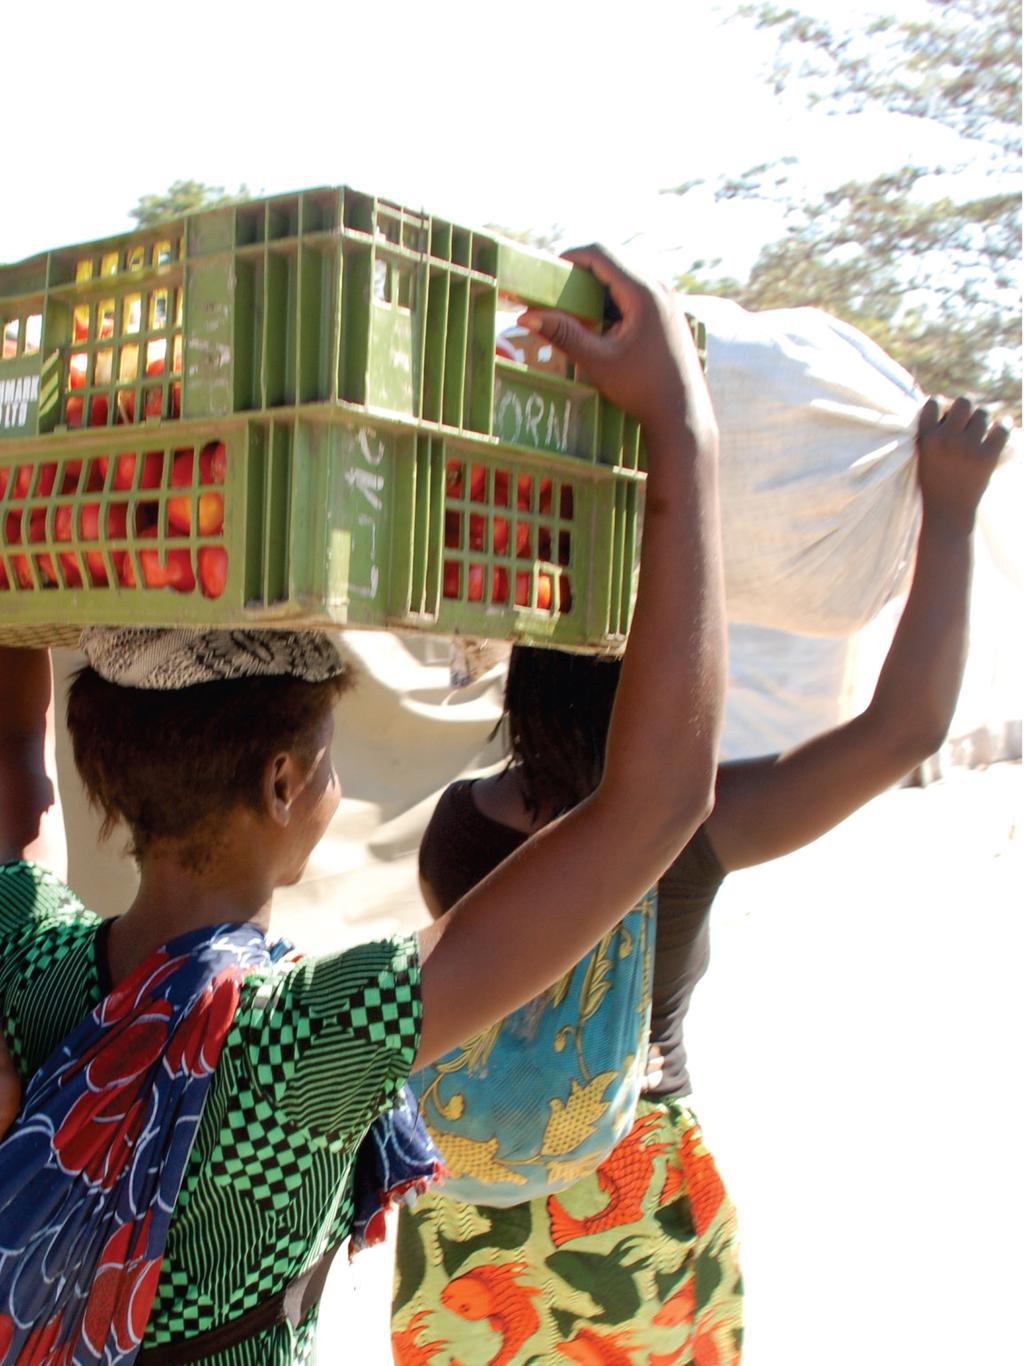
[
  {"xmin": 0, "ymin": 646, "xmax": 66, "ymax": 874},
  {"xmin": 706, "ymin": 396, "xmax": 1009, "ymax": 873},
  {"xmin": 414, "ymin": 251, "xmax": 725, "ymax": 1070}
]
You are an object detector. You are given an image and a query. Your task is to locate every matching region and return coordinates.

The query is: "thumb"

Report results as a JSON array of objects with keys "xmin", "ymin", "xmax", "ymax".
[{"xmin": 517, "ymin": 308, "xmax": 606, "ymax": 373}]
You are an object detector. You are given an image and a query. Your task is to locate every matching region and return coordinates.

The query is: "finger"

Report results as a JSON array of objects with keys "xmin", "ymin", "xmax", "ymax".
[
  {"xmin": 943, "ymin": 396, "xmax": 974, "ymax": 432},
  {"xmin": 917, "ymin": 397, "xmax": 941, "ymax": 439},
  {"xmin": 517, "ymin": 307, "xmax": 612, "ymax": 372},
  {"xmin": 965, "ymin": 407, "xmax": 990, "ymax": 442},
  {"xmin": 561, "ymin": 245, "xmax": 647, "ymax": 319},
  {"xmin": 980, "ymin": 420, "xmax": 1012, "ymax": 463},
  {"xmin": 561, "ymin": 244, "xmax": 639, "ymax": 289}
]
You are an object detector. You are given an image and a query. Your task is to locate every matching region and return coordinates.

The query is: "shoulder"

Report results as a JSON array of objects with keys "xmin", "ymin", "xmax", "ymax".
[
  {"xmin": 230, "ymin": 934, "xmax": 422, "ymax": 1141},
  {"xmin": 0, "ymin": 860, "xmax": 96, "ymax": 942},
  {"xmin": 239, "ymin": 934, "xmax": 421, "ymax": 1060}
]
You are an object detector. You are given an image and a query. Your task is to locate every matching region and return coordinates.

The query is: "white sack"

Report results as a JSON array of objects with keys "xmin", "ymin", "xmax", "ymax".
[{"xmin": 683, "ymin": 296, "xmax": 925, "ymax": 637}]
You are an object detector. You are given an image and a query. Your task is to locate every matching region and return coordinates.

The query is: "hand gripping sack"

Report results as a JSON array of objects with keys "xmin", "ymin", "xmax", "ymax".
[
  {"xmin": 409, "ymin": 889, "xmax": 655, "ymax": 1206},
  {"xmin": 683, "ymin": 296, "xmax": 925, "ymax": 637}
]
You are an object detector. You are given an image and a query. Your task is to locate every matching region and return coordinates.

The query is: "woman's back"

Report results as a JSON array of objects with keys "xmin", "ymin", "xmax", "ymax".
[{"xmin": 1, "ymin": 861, "xmax": 420, "ymax": 1360}]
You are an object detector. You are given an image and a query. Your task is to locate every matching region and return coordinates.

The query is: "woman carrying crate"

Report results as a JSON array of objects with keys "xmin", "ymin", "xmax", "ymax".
[
  {"xmin": 390, "ymin": 394, "xmax": 1008, "ymax": 1365},
  {"xmin": 0, "ymin": 247, "xmax": 725, "ymax": 1364}
]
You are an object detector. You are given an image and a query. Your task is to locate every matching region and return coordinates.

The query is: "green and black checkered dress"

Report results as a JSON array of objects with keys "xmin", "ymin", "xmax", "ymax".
[{"xmin": 0, "ymin": 860, "xmax": 422, "ymax": 1364}]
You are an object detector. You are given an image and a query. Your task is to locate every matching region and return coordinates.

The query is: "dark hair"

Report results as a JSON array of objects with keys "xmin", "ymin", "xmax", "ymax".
[
  {"xmin": 502, "ymin": 645, "xmax": 622, "ymax": 818},
  {"xmin": 66, "ymin": 666, "xmax": 351, "ymax": 863}
]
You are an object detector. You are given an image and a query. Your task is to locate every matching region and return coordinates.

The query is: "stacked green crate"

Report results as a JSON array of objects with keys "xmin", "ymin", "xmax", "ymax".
[{"xmin": 0, "ymin": 186, "xmax": 703, "ymax": 648}]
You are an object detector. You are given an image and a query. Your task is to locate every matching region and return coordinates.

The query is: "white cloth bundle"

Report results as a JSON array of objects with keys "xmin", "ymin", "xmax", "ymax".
[{"xmin": 683, "ymin": 296, "xmax": 925, "ymax": 636}]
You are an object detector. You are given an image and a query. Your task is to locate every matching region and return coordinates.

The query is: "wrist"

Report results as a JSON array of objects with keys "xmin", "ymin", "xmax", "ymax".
[{"xmin": 919, "ymin": 502, "xmax": 977, "ymax": 541}]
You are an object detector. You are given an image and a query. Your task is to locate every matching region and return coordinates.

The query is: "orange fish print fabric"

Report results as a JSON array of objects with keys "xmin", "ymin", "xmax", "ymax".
[{"xmin": 392, "ymin": 1099, "xmax": 743, "ymax": 1365}]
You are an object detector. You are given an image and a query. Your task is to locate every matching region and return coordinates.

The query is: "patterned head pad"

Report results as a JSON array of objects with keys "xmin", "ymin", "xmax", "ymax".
[{"xmin": 80, "ymin": 626, "xmax": 347, "ymax": 689}]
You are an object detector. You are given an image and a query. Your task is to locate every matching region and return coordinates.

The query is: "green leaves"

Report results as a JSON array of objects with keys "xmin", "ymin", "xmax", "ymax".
[{"xmin": 678, "ymin": 1, "xmax": 1022, "ymax": 418}]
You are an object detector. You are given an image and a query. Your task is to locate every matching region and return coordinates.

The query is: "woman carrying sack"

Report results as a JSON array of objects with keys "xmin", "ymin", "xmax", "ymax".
[
  {"xmin": 0, "ymin": 246, "xmax": 726, "ymax": 1365},
  {"xmin": 391, "ymin": 395, "xmax": 1008, "ymax": 1366}
]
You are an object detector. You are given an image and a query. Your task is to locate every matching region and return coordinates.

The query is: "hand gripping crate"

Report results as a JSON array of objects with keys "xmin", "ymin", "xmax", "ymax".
[{"xmin": 0, "ymin": 186, "xmax": 704, "ymax": 649}]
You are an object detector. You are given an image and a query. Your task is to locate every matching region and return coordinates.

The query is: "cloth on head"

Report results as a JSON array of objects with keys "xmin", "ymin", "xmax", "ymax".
[{"xmin": 80, "ymin": 626, "xmax": 346, "ymax": 690}]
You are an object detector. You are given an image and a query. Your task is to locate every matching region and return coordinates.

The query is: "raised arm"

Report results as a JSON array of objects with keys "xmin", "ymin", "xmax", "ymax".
[
  {"xmin": 0, "ymin": 646, "xmax": 66, "ymax": 874},
  {"xmin": 706, "ymin": 395, "xmax": 1010, "ymax": 873},
  {"xmin": 413, "ymin": 250, "xmax": 725, "ymax": 1069}
]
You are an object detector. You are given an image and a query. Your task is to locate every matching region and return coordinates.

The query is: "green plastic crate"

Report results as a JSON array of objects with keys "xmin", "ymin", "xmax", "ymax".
[{"xmin": 0, "ymin": 186, "xmax": 703, "ymax": 648}]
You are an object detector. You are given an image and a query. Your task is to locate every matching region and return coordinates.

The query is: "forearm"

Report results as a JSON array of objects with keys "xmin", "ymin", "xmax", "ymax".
[
  {"xmin": 864, "ymin": 508, "xmax": 973, "ymax": 758},
  {"xmin": 0, "ymin": 648, "xmax": 60, "ymax": 865},
  {"xmin": 0, "ymin": 647, "xmax": 52, "ymax": 740},
  {"xmin": 602, "ymin": 398, "xmax": 726, "ymax": 844}
]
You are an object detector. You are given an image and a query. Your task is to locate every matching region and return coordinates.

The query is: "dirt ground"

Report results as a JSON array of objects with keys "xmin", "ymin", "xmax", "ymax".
[{"xmin": 304, "ymin": 761, "xmax": 1021, "ymax": 1366}]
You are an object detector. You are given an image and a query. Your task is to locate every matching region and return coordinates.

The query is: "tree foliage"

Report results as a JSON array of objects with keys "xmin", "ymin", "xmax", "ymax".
[
  {"xmin": 676, "ymin": 0, "xmax": 1022, "ymax": 415},
  {"xmin": 129, "ymin": 180, "xmax": 252, "ymax": 228}
]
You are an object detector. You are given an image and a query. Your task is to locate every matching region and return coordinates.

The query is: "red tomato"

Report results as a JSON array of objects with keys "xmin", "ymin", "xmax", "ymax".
[
  {"xmin": 514, "ymin": 570, "xmax": 554, "ymax": 610},
  {"xmin": 65, "ymin": 396, "xmax": 84, "ymax": 428},
  {"xmin": 10, "ymin": 464, "xmax": 58, "ymax": 499},
  {"xmin": 168, "ymin": 489, "xmax": 224, "ymax": 536},
  {"xmin": 112, "ymin": 451, "xmax": 164, "ymax": 491},
  {"xmin": 198, "ymin": 546, "xmax": 228, "ymax": 598},
  {"xmin": 538, "ymin": 527, "xmax": 552, "ymax": 562},
  {"xmin": 60, "ymin": 461, "xmax": 83, "ymax": 495},
  {"xmin": 27, "ymin": 508, "xmax": 58, "ymax": 585},
  {"xmin": 466, "ymin": 564, "xmax": 484, "ymax": 601},
  {"xmin": 200, "ymin": 441, "xmax": 226, "ymax": 484},
  {"xmin": 143, "ymin": 387, "xmax": 163, "ymax": 419},
  {"xmin": 469, "ymin": 465, "xmax": 486, "ymax": 503},
  {"xmin": 468, "ymin": 514, "xmax": 486, "ymax": 552},
  {"xmin": 492, "ymin": 517, "xmax": 509, "ymax": 555},
  {"xmin": 85, "ymin": 457, "xmax": 108, "ymax": 492},
  {"xmin": 558, "ymin": 576, "xmax": 573, "ymax": 612},
  {"xmin": 167, "ymin": 450, "xmax": 224, "ymax": 535},
  {"xmin": 69, "ymin": 354, "xmax": 88, "ymax": 389},
  {"xmin": 515, "ymin": 523, "xmax": 531, "ymax": 559},
  {"xmin": 493, "ymin": 470, "xmax": 510, "ymax": 506},
  {"xmin": 516, "ymin": 474, "xmax": 532, "ymax": 510},
  {"xmin": 74, "ymin": 501, "xmax": 128, "ymax": 585},
  {"xmin": 538, "ymin": 479, "xmax": 553, "ymax": 514},
  {"xmin": 53, "ymin": 505, "xmax": 83, "ymax": 587},
  {"xmin": 442, "ymin": 560, "xmax": 460, "ymax": 599},
  {"xmin": 491, "ymin": 566, "xmax": 509, "ymax": 602},
  {"xmin": 89, "ymin": 395, "xmax": 109, "ymax": 427},
  {"xmin": 445, "ymin": 461, "xmax": 464, "ymax": 500},
  {"xmin": 120, "ymin": 528, "xmax": 195, "ymax": 592},
  {"xmin": 115, "ymin": 390, "xmax": 136, "ymax": 424},
  {"xmin": 444, "ymin": 511, "xmax": 461, "ymax": 549}
]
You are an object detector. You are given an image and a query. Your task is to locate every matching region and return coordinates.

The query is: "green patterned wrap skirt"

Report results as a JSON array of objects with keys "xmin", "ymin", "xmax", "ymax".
[{"xmin": 392, "ymin": 1097, "xmax": 743, "ymax": 1365}]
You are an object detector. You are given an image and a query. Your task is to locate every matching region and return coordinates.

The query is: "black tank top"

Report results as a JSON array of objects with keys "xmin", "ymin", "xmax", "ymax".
[{"xmin": 418, "ymin": 779, "xmax": 726, "ymax": 1098}]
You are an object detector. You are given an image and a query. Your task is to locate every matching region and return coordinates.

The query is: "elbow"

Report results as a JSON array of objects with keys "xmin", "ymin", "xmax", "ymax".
[
  {"xmin": 863, "ymin": 702, "xmax": 951, "ymax": 775},
  {"xmin": 888, "ymin": 718, "xmax": 951, "ymax": 772}
]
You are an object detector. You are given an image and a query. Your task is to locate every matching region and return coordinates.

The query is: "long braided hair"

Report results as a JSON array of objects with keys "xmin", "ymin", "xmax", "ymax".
[{"xmin": 501, "ymin": 646, "xmax": 623, "ymax": 819}]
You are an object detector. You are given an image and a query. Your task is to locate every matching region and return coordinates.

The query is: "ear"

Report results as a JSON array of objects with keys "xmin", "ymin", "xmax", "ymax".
[{"xmin": 260, "ymin": 751, "xmax": 308, "ymax": 828}]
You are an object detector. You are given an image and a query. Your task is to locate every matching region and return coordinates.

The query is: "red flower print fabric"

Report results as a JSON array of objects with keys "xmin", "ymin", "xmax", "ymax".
[{"xmin": 0, "ymin": 923, "xmax": 273, "ymax": 1365}]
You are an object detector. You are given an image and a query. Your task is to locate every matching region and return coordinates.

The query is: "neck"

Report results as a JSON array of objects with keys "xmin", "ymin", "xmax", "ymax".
[{"xmin": 106, "ymin": 843, "xmax": 276, "ymax": 983}]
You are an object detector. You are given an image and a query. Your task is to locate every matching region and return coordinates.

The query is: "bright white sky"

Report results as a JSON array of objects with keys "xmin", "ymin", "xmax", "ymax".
[{"xmin": 0, "ymin": 0, "xmax": 979, "ymax": 280}]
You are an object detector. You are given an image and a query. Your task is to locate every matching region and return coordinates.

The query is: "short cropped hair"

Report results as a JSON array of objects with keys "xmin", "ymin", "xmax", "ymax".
[{"xmin": 66, "ymin": 666, "xmax": 351, "ymax": 863}]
